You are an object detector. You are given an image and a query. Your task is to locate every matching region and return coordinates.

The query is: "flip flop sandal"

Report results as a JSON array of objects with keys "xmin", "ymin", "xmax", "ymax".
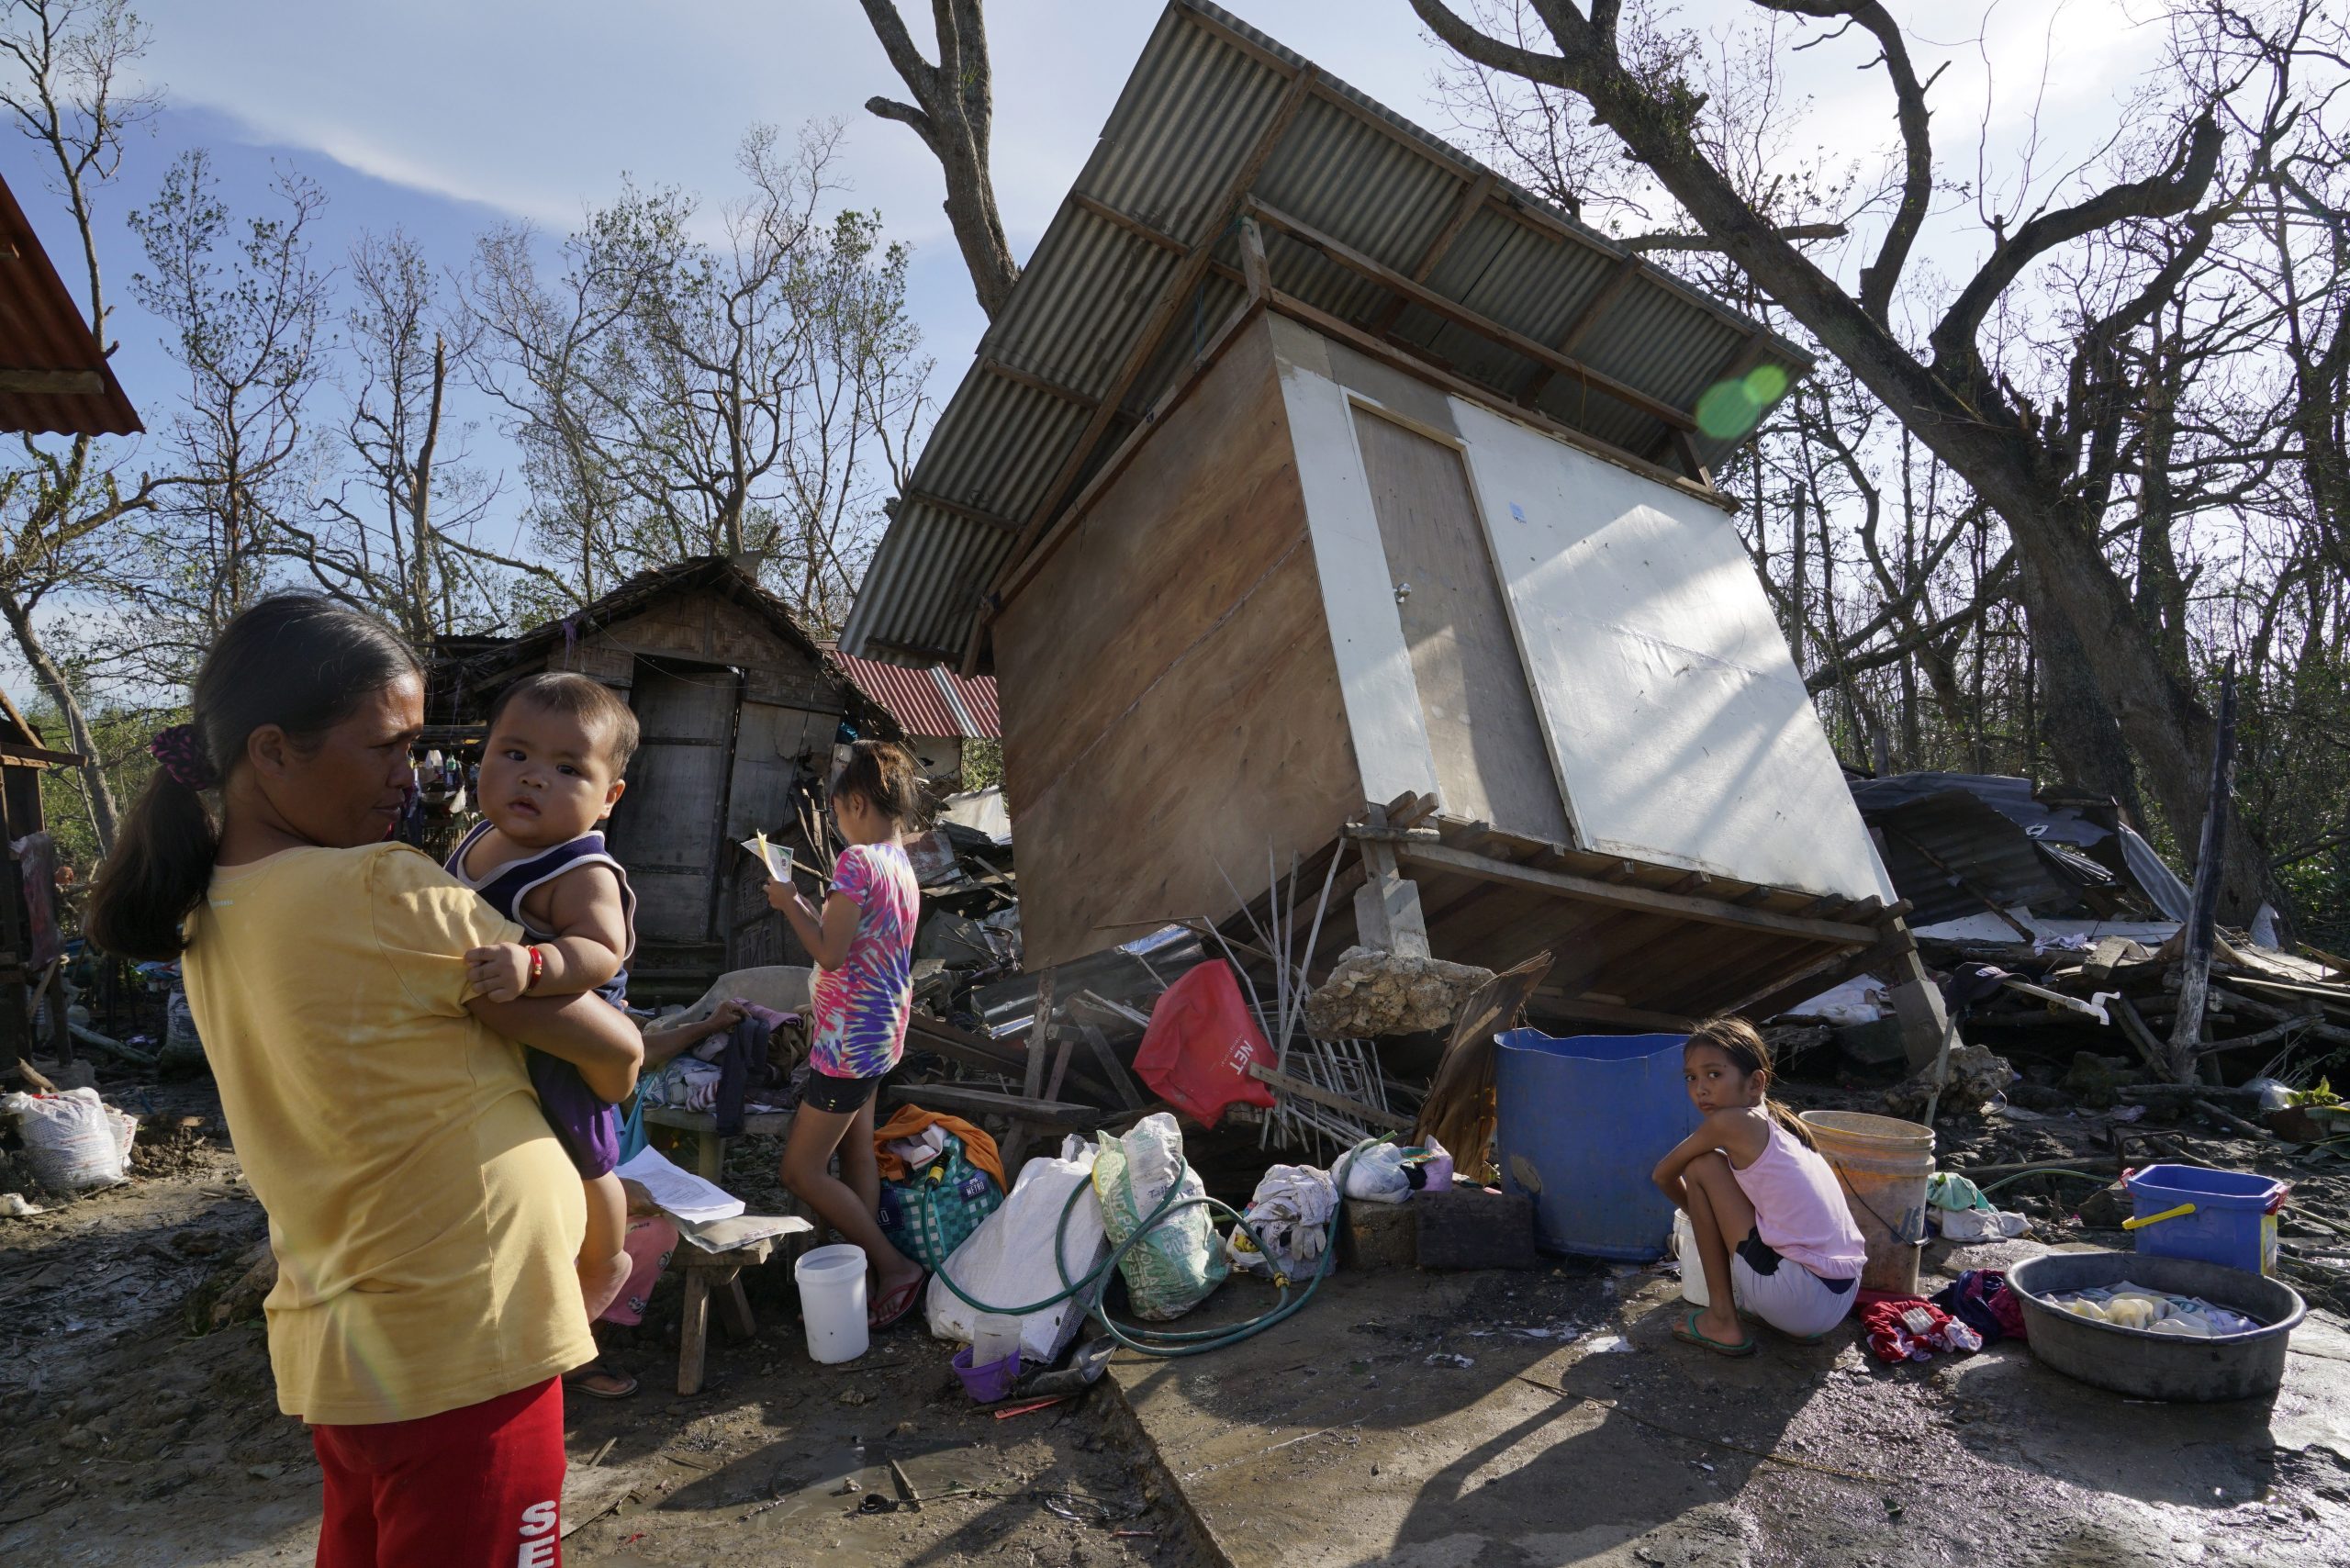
[
  {"xmin": 868, "ymin": 1275, "xmax": 926, "ymax": 1331},
  {"xmin": 1672, "ymin": 1310, "xmax": 1756, "ymax": 1357},
  {"xmin": 565, "ymin": 1363, "xmax": 639, "ymax": 1400}
]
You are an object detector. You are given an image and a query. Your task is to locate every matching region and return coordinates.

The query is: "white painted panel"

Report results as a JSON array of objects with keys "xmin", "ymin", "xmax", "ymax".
[
  {"xmin": 1272, "ymin": 336, "xmax": 1439, "ymax": 810},
  {"xmin": 1451, "ymin": 398, "xmax": 1896, "ymax": 902}
]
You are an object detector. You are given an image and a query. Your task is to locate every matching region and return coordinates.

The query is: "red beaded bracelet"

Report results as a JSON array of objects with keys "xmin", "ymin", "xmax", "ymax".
[{"xmin": 525, "ymin": 945, "xmax": 545, "ymax": 993}]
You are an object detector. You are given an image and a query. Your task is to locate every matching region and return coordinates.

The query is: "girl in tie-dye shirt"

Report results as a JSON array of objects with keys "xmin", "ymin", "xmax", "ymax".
[{"xmin": 767, "ymin": 739, "xmax": 927, "ymax": 1327}]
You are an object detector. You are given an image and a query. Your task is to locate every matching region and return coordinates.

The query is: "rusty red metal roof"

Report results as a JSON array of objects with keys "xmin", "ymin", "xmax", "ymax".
[
  {"xmin": 0, "ymin": 172, "xmax": 140, "ymax": 437},
  {"xmin": 832, "ymin": 652, "xmax": 1001, "ymax": 740}
]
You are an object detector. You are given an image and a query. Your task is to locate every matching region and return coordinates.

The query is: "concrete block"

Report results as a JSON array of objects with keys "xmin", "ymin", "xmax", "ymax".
[
  {"xmin": 1338, "ymin": 1197, "xmax": 1416, "ymax": 1271},
  {"xmin": 1415, "ymin": 1186, "xmax": 1538, "ymax": 1271}
]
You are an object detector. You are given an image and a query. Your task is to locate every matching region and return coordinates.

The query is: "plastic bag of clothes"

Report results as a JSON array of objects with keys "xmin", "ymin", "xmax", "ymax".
[
  {"xmin": 1225, "ymin": 1163, "xmax": 1337, "ymax": 1282},
  {"xmin": 1340, "ymin": 1141, "xmax": 1413, "ymax": 1204},
  {"xmin": 1093, "ymin": 1112, "xmax": 1226, "ymax": 1320},
  {"xmin": 5, "ymin": 1088, "xmax": 136, "ymax": 1192},
  {"xmin": 928, "ymin": 1136, "xmax": 1107, "ymax": 1364}
]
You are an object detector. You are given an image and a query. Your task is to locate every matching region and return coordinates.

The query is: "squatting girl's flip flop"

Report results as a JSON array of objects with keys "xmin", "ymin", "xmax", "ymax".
[
  {"xmin": 1672, "ymin": 1310, "xmax": 1757, "ymax": 1357},
  {"xmin": 868, "ymin": 1275, "xmax": 926, "ymax": 1331}
]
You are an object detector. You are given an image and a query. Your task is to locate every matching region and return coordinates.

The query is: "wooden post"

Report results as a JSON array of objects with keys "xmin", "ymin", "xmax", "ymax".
[
  {"xmin": 1350, "ymin": 805, "xmax": 1432, "ymax": 958},
  {"xmin": 1022, "ymin": 967, "xmax": 1056, "ymax": 1102},
  {"xmin": 1882, "ymin": 924, "xmax": 1953, "ymax": 1074},
  {"xmin": 2167, "ymin": 663, "xmax": 2238, "ymax": 1083},
  {"xmin": 1237, "ymin": 214, "xmax": 1271, "ymax": 300}
]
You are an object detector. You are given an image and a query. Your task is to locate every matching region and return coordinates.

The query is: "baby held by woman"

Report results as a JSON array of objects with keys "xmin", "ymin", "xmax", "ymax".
[{"xmin": 446, "ymin": 673, "xmax": 643, "ymax": 1317}]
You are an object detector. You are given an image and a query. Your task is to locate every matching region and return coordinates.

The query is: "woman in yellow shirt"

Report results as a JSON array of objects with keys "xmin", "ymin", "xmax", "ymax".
[{"xmin": 87, "ymin": 596, "xmax": 643, "ymax": 1568}]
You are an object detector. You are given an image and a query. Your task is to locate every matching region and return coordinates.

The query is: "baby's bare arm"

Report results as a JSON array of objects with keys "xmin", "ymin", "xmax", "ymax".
[
  {"xmin": 528, "ymin": 863, "xmax": 629, "ymax": 993},
  {"xmin": 465, "ymin": 863, "xmax": 630, "ymax": 1000}
]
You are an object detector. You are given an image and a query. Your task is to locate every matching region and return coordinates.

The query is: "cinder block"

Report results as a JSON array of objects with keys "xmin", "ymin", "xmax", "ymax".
[
  {"xmin": 1415, "ymin": 1186, "xmax": 1539, "ymax": 1271},
  {"xmin": 1339, "ymin": 1197, "xmax": 1417, "ymax": 1271}
]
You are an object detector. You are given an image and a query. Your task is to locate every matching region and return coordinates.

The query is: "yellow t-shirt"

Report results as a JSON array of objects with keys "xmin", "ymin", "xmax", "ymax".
[{"xmin": 183, "ymin": 841, "xmax": 596, "ymax": 1425}]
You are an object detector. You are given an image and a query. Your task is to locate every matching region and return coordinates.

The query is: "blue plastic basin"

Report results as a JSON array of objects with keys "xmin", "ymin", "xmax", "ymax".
[{"xmin": 1494, "ymin": 1029, "xmax": 1700, "ymax": 1259}]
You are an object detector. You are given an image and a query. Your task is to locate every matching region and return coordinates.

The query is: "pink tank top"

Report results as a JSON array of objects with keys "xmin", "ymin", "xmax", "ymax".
[{"xmin": 1730, "ymin": 1122, "xmax": 1868, "ymax": 1279}]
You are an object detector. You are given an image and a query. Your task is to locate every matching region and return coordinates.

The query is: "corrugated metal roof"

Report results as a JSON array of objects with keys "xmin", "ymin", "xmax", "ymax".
[
  {"xmin": 832, "ymin": 652, "xmax": 1002, "ymax": 741},
  {"xmin": 0, "ymin": 173, "xmax": 140, "ymax": 437},
  {"xmin": 843, "ymin": 0, "xmax": 1809, "ymax": 666}
]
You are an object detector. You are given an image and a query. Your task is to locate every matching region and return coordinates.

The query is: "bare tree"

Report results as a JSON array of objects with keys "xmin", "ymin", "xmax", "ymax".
[
  {"xmin": 854, "ymin": 0, "xmax": 1019, "ymax": 317},
  {"xmin": 278, "ymin": 229, "xmax": 528, "ymax": 644},
  {"xmin": 464, "ymin": 123, "xmax": 930, "ymax": 627},
  {"xmin": 0, "ymin": 0, "xmax": 173, "ymax": 853},
  {"xmin": 1409, "ymin": 0, "xmax": 2331, "ymax": 922},
  {"xmin": 118, "ymin": 150, "xmax": 330, "ymax": 680}
]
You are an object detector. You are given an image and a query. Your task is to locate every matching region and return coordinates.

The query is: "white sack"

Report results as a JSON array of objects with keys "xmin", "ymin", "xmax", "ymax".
[{"xmin": 927, "ymin": 1135, "xmax": 1107, "ymax": 1364}]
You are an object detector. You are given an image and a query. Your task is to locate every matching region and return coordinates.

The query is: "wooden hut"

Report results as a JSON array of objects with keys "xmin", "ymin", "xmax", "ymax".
[
  {"xmin": 0, "ymin": 168, "xmax": 129, "ymax": 1060},
  {"xmin": 431, "ymin": 557, "xmax": 899, "ymax": 991},
  {"xmin": 843, "ymin": 3, "xmax": 1942, "ymax": 1047}
]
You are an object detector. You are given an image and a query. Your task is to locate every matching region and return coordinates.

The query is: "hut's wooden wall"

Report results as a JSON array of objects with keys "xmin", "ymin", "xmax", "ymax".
[
  {"xmin": 995, "ymin": 315, "xmax": 1360, "ymax": 970},
  {"xmin": 515, "ymin": 587, "xmax": 845, "ymax": 970}
]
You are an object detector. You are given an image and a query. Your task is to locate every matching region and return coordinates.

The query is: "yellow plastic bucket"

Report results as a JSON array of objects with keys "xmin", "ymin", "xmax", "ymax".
[{"xmin": 1799, "ymin": 1111, "xmax": 1935, "ymax": 1294}]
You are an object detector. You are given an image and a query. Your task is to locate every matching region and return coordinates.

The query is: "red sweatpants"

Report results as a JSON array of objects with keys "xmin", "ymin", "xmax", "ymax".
[{"xmin": 310, "ymin": 1377, "xmax": 566, "ymax": 1568}]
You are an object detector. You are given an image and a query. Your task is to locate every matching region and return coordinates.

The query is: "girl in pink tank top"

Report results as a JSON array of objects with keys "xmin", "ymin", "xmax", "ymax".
[{"xmin": 1652, "ymin": 1018, "xmax": 1866, "ymax": 1356}]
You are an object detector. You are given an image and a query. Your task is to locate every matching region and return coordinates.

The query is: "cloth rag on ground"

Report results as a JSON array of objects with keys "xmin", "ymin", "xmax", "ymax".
[
  {"xmin": 1225, "ymin": 1163, "xmax": 1338, "ymax": 1281},
  {"xmin": 1860, "ymin": 1295, "xmax": 1986, "ymax": 1363},
  {"xmin": 1929, "ymin": 1269, "xmax": 2029, "ymax": 1346},
  {"xmin": 873, "ymin": 1103, "xmax": 1004, "ymax": 1189}
]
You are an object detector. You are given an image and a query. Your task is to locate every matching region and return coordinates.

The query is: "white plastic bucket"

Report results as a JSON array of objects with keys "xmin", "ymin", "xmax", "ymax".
[
  {"xmin": 1800, "ymin": 1111, "xmax": 1935, "ymax": 1295},
  {"xmin": 793, "ymin": 1243, "xmax": 869, "ymax": 1364}
]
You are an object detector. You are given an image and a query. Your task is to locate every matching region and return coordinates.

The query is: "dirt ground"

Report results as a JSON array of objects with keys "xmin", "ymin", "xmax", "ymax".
[
  {"xmin": 0, "ymin": 1078, "xmax": 1204, "ymax": 1568},
  {"xmin": 11, "ymin": 1046, "xmax": 2350, "ymax": 1568}
]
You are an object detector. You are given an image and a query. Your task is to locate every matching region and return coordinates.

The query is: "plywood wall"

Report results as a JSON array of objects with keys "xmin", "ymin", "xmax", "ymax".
[{"xmin": 995, "ymin": 316, "xmax": 1360, "ymax": 969}]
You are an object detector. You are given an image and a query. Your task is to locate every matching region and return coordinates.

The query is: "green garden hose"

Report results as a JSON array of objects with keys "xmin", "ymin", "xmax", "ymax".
[{"xmin": 928, "ymin": 1134, "xmax": 1389, "ymax": 1359}]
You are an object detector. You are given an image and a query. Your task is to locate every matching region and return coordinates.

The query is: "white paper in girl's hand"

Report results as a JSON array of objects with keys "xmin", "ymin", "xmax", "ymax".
[{"xmin": 740, "ymin": 833, "xmax": 792, "ymax": 881}]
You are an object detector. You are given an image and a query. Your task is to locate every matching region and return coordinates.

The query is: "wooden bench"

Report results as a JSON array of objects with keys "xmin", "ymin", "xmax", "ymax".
[{"xmin": 639, "ymin": 1103, "xmax": 794, "ymax": 1182}]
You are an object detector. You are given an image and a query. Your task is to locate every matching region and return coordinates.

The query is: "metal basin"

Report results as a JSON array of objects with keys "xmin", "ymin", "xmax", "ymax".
[{"xmin": 2008, "ymin": 1250, "xmax": 2305, "ymax": 1403}]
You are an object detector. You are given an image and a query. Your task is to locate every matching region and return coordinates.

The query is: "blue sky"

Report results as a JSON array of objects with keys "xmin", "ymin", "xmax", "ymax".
[{"xmin": 6, "ymin": 0, "xmax": 2163, "ymax": 699}]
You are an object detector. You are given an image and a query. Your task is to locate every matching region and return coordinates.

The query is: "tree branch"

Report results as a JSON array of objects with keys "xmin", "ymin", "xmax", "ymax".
[{"xmin": 1930, "ymin": 112, "xmax": 2224, "ymax": 379}]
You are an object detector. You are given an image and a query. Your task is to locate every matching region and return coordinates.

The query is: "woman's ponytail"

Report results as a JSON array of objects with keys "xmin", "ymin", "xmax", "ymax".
[
  {"xmin": 1686, "ymin": 1014, "xmax": 1817, "ymax": 1149},
  {"xmin": 84, "ymin": 596, "xmax": 420, "ymax": 961},
  {"xmin": 84, "ymin": 764, "xmax": 220, "ymax": 961}
]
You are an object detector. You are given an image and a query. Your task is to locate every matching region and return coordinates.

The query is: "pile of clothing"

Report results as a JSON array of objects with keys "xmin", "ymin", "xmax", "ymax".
[
  {"xmin": 1925, "ymin": 1172, "xmax": 2030, "ymax": 1243},
  {"xmin": 2050, "ymin": 1282, "xmax": 2262, "ymax": 1337},
  {"xmin": 1858, "ymin": 1269, "xmax": 2029, "ymax": 1365},
  {"xmin": 638, "ymin": 1003, "xmax": 802, "ymax": 1134}
]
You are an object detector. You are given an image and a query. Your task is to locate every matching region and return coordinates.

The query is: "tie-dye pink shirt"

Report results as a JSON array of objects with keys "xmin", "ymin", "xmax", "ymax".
[{"xmin": 808, "ymin": 840, "xmax": 920, "ymax": 1079}]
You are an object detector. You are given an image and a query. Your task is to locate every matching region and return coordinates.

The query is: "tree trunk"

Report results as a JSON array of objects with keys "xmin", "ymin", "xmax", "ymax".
[
  {"xmin": 1404, "ymin": 1, "xmax": 2283, "ymax": 922},
  {"xmin": 0, "ymin": 588, "xmax": 119, "ymax": 856},
  {"xmin": 2018, "ymin": 554, "xmax": 2141, "ymax": 818}
]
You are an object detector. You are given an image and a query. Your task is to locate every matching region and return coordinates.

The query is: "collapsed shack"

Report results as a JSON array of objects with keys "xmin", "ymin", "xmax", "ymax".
[
  {"xmin": 845, "ymin": 0, "xmax": 1948, "ymax": 1070},
  {"xmin": 1830, "ymin": 767, "xmax": 2345, "ymax": 1092}
]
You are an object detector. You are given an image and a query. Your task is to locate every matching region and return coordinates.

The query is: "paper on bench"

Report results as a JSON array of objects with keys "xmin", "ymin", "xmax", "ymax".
[{"xmin": 613, "ymin": 1145, "xmax": 745, "ymax": 1225}]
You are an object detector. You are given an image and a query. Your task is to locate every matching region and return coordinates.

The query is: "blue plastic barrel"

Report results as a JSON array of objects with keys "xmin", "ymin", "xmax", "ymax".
[
  {"xmin": 2124, "ymin": 1164, "xmax": 2288, "ymax": 1275},
  {"xmin": 1494, "ymin": 1029, "xmax": 1700, "ymax": 1259}
]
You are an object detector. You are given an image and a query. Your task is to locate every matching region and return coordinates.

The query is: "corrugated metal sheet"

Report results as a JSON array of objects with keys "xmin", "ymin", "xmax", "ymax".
[
  {"xmin": 842, "ymin": 0, "xmax": 1809, "ymax": 666},
  {"xmin": 832, "ymin": 652, "xmax": 1002, "ymax": 740},
  {"xmin": 0, "ymin": 173, "xmax": 140, "ymax": 437}
]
